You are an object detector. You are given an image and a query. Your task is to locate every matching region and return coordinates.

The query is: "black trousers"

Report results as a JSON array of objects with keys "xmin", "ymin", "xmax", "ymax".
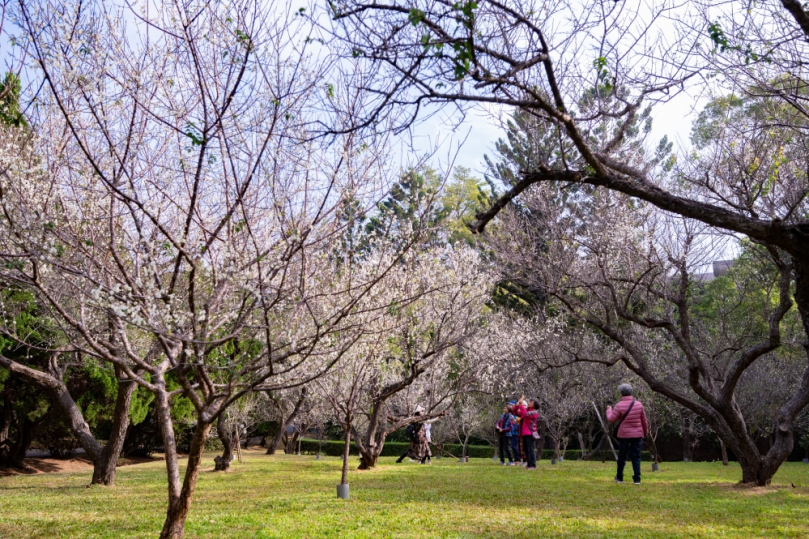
[
  {"xmin": 522, "ymin": 435, "xmax": 536, "ymax": 468},
  {"xmin": 510, "ymin": 435, "xmax": 521, "ymax": 462},
  {"xmin": 498, "ymin": 435, "xmax": 513, "ymax": 463},
  {"xmin": 617, "ymin": 437, "xmax": 643, "ymax": 483}
]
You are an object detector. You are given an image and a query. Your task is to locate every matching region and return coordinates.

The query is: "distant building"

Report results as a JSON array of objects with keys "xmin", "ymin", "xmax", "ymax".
[
  {"xmin": 713, "ymin": 260, "xmax": 733, "ymax": 277},
  {"xmin": 692, "ymin": 260, "xmax": 734, "ymax": 283}
]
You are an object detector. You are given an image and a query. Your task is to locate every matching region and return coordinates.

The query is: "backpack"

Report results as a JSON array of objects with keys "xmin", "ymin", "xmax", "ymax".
[{"xmin": 406, "ymin": 423, "xmax": 418, "ymax": 440}]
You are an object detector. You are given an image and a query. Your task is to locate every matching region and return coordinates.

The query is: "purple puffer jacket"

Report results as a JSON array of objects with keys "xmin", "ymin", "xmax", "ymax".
[{"xmin": 606, "ymin": 396, "xmax": 649, "ymax": 439}]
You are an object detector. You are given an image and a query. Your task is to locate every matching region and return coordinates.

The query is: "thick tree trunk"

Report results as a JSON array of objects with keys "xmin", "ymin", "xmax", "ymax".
[
  {"xmin": 159, "ymin": 420, "xmax": 214, "ymax": 539},
  {"xmin": 794, "ymin": 257, "xmax": 809, "ymax": 357},
  {"xmin": 50, "ymin": 380, "xmax": 104, "ymax": 459},
  {"xmin": 265, "ymin": 428, "xmax": 284, "ymax": 455},
  {"xmin": 214, "ymin": 414, "xmax": 232, "ymax": 472},
  {"xmin": 358, "ymin": 447, "xmax": 381, "ymax": 470},
  {"xmin": 0, "ymin": 414, "xmax": 36, "ymax": 469},
  {"xmin": 356, "ymin": 400, "xmax": 388, "ymax": 470},
  {"xmin": 714, "ymin": 417, "xmax": 795, "ymax": 486},
  {"xmin": 0, "ymin": 357, "xmax": 136, "ymax": 484},
  {"xmin": 91, "ymin": 375, "xmax": 138, "ymax": 485}
]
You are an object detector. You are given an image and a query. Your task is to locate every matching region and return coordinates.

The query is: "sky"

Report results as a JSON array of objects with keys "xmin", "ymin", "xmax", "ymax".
[{"xmin": 411, "ymin": 89, "xmax": 704, "ymax": 183}]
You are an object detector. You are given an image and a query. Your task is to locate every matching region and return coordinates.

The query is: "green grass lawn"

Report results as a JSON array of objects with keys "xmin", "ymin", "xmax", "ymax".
[{"xmin": 2, "ymin": 451, "xmax": 809, "ymax": 538}]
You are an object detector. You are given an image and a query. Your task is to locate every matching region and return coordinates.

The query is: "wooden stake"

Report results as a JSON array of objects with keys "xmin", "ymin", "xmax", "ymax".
[
  {"xmin": 591, "ymin": 402, "xmax": 618, "ymax": 461},
  {"xmin": 235, "ymin": 429, "xmax": 243, "ymax": 463}
]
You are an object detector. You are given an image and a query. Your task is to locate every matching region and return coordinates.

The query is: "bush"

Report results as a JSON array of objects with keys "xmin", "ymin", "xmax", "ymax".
[
  {"xmin": 36, "ymin": 415, "xmax": 78, "ymax": 459},
  {"xmin": 254, "ymin": 421, "xmax": 278, "ymax": 438}
]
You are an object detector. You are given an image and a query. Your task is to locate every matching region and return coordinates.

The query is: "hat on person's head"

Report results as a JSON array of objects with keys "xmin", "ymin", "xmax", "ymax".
[
  {"xmin": 507, "ymin": 400, "xmax": 516, "ymax": 405},
  {"xmin": 414, "ymin": 405, "xmax": 425, "ymax": 413}
]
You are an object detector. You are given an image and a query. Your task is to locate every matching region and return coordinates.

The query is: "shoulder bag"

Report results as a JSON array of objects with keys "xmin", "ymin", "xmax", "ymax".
[
  {"xmin": 530, "ymin": 411, "xmax": 541, "ymax": 439},
  {"xmin": 612, "ymin": 398, "xmax": 636, "ymax": 439}
]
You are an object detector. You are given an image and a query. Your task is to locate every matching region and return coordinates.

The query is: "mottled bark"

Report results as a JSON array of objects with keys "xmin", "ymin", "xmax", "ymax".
[
  {"xmin": 91, "ymin": 374, "xmax": 138, "ymax": 485},
  {"xmin": 159, "ymin": 421, "xmax": 214, "ymax": 539},
  {"xmin": 214, "ymin": 414, "xmax": 233, "ymax": 472}
]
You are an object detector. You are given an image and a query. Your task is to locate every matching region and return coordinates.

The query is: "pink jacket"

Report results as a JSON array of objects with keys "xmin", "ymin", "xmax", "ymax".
[
  {"xmin": 606, "ymin": 396, "xmax": 648, "ymax": 439},
  {"xmin": 513, "ymin": 404, "xmax": 538, "ymax": 437}
]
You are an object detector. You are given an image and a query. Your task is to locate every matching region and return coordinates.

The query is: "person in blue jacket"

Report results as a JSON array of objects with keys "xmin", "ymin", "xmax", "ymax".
[
  {"xmin": 496, "ymin": 406, "xmax": 515, "ymax": 465},
  {"xmin": 507, "ymin": 401, "xmax": 521, "ymax": 465}
]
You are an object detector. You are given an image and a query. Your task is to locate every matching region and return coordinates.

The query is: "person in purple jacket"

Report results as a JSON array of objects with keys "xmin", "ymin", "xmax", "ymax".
[{"xmin": 606, "ymin": 383, "xmax": 649, "ymax": 485}]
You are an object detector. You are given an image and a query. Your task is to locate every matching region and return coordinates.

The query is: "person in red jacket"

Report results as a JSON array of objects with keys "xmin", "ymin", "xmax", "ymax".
[
  {"xmin": 513, "ymin": 396, "xmax": 539, "ymax": 469},
  {"xmin": 606, "ymin": 383, "xmax": 649, "ymax": 485}
]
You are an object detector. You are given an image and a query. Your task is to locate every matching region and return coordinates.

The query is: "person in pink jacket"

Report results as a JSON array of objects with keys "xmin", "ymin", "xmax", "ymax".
[
  {"xmin": 513, "ymin": 397, "xmax": 539, "ymax": 469},
  {"xmin": 606, "ymin": 383, "xmax": 649, "ymax": 485}
]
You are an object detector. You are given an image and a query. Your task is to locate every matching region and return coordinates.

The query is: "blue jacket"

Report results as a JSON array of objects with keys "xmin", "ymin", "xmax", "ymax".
[
  {"xmin": 509, "ymin": 415, "xmax": 519, "ymax": 437},
  {"xmin": 497, "ymin": 413, "xmax": 515, "ymax": 437}
]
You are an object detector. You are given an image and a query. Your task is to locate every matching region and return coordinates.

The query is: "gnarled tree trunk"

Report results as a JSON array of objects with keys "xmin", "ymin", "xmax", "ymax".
[
  {"xmin": 0, "ymin": 356, "xmax": 136, "ymax": 485},
  {"xmin": 214, "ymin": 414, "xmax": 233, "ymax": 472},
  {"xmin": 91, "ymin": 373, "xmax": 138, "ymax": 485},
  {"xmin": 266, "ymin": 390, "xmax": 306, "ymax": 455}
]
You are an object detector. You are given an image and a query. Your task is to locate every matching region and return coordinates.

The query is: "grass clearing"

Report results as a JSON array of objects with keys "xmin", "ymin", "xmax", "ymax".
[{"xmin": 1, "ymin": 450, "xmax": 808, "ymax": 538}]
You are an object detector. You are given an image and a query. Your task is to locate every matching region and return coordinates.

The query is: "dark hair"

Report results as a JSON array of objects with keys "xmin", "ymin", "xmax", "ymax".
[{"xmin": 531, "ymin": 399, "xmax": 540, "ymax": 410}]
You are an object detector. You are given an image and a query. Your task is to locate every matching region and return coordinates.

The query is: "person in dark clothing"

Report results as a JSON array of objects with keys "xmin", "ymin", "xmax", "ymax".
[
  {"xmin": 496, "ymin": 406, "xmax": 515, "ymax": 465},
  {"xmin": 396, "ymin": 407, "xmax": 430, "ymax": 464}
]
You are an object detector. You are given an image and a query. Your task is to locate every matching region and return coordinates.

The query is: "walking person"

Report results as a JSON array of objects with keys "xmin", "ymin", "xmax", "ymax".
[
  {"xmin": 496, "ymin": 406, "xmax": 515, "ymax": 465},
  {"xmin": 396, "ymin": 406, "xmax": 430, "ymax": 464},
  {"xmin": 606, "ymin": 383, "xmax": 649, "ymax": 485},
  {"xmin": 423, "ymin": 417, "xmax": 437, "ymax": 464},
  {"xmin": 513, "ymin": 397, "xmax": 539, "ymax": 470}
]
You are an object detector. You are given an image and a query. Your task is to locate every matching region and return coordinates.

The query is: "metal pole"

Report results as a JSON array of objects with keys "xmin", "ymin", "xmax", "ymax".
[{"xmin": 591, "ymin": 402, "xmax": 618, "ymax": 461}]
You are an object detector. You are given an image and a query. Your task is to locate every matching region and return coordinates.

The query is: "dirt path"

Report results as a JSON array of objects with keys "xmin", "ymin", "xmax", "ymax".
[{"xmin": 0, "ymin": 456, "xmax": 159, "ymax": 477}]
